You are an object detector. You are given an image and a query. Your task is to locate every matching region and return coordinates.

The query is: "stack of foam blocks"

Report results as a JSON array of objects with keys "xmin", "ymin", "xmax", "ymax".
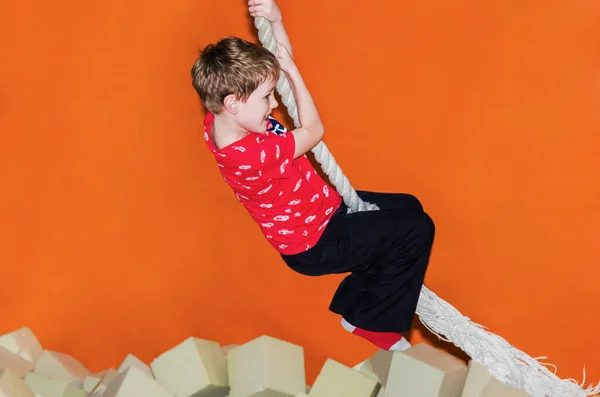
[{"xmin": 0, "ymin": 326, "xmax": 538, "ymax": 397}]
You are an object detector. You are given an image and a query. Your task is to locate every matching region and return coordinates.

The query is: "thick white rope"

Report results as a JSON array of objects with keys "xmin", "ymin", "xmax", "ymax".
[{"xmin": 253, "ymin": 16, "xmax": 600, "ymax": 397}]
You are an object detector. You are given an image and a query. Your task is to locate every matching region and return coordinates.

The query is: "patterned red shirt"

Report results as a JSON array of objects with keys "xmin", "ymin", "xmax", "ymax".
[{"xmin": 203, "ymin": 112, "xmax": 342, "ymax": 255}]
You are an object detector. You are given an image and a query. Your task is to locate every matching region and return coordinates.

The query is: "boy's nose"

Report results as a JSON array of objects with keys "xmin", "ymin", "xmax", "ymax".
[{"xmin": 270, "ymin": 96, "xmax": 278, "ymax": 109}]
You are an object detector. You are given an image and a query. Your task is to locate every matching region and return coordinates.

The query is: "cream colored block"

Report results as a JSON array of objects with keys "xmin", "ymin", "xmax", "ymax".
[
  {"xmin": 0, "ymin": 346, "xmax": 34, "ymax": 377},
  {"xmin": 367, "ymin": 350, "xmax": 393, "ymax": 387},
  {"xmin": 84, "ymin": 371, "xmax": 106, "ymax": 393},
  {"xmin": 150, "ymin": 336, "xmax": 228, "ymax": 397},
  {"xmin": 354, "ymin": 360, "xmax": 383, "ymax": 396},
  {"xmin": 354, "ymin": 350, "xmax": 394, "ymax": 397},
  {"xmin": 461, "ymin": 360, "xmax": 492, "ymax": 397},
  {"xmin": 481, "ymin": 378, "xmax": 531, "ymax": 397},
  {"xmin": 0, "ymin": 328, "xmax": 43, "ymax": 363},
  {"xmin": 102, "ymin": 367, "xmax": 174, "ymax": 397},
  {"xmin": 461, "ymin": 360, "xmax": 531, "ymax": 397},
  {"xmin": 0, "ymin": 368, "xmax": 35, "ymax": 397},
  {"xmin": 116, "ymin": 354, "xmax": 152, "ymax": 378},
  {"xmin": 295, "ymin": 394, "xmax": 309, "ymax": 397},
  {"xmin": 385, "ymin": 344, "xmax": 467, "ymax": 397},
  {"xmin": 24, "ymin": 372, "xmax": 88, "ymax": 397},
  {"xmin": 34, "ymin": 351, "xmax": 90, "ymax": 387},
  {"xmin": 89, "ymin": 369, "xmax": 119, "ymax": 397},
  {"xmin": 84, "ymin": 369, "xmax": 119, "ymax": 394},
  {"xmin": 355, "ymin": 350, "xmax": 393, "ymax": 387},
  {"xmin": 221, "ymin": 345, "xmax": 238, "ymax": 357},
  {"xmin": 309, "ymin": 358, "xmax": 380, "ymax": 397},
  {"xmin": 228, "ymin": 335, "xmax": 305, "ymax": 397}
]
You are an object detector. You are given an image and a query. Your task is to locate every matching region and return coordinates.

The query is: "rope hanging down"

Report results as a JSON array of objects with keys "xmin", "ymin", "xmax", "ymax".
[{"xmin": 253, "ymin": 16, "xmax": 600, "ymax": 397}]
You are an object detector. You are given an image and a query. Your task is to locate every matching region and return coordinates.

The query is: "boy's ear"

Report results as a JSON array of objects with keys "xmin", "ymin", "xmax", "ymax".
[{"xmin": 223, "ymin": 94, "xmax": 240, "ymax": 115}]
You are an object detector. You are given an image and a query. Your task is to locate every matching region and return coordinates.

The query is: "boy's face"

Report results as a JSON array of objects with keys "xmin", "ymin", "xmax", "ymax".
[{"xmin": 235, "ymin": 79, "xmax": 278, "ymax": 133}]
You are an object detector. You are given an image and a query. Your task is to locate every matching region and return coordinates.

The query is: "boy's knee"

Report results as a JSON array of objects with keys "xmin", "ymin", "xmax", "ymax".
[
  {"xmin": 405, "ymin": 194, "xmax": 424, "ymax": 212},
  {"xmin": 423, "ymin": 211, "xmax": 435, "ymax": 237},
  {"xmin": 415, "ymin": 211, "xmax": 435, "ymax": 244}
]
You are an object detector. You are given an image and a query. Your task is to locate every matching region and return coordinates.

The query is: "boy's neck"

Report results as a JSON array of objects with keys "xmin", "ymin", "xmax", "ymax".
[{"xmin": 211, "ymin": 113, "xmax": 249, "ymax": 149}]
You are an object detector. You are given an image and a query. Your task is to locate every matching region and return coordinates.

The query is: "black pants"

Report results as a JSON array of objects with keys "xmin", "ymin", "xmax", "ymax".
[{"xmin": 281, "ymin": 191, "xmax": 435, "ymax": 333}]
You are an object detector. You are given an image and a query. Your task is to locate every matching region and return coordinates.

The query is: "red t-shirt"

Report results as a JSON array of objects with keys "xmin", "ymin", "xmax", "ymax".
[{"xmin": 203, "ymin": 112, "xmax": 342, "ymax": 255}]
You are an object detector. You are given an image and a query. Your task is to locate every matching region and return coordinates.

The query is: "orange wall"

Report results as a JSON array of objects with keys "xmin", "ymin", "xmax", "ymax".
[{"xmin": 1, "ymin": 0, "xmax": 599, "ymax": 387}]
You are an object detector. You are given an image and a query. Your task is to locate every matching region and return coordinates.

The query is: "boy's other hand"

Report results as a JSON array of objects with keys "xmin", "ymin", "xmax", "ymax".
[
  {"xmin": 248, "ymin": 0, "xmax": 283, "ymax": 23},
  {"xmin": 275, "ymin": 42, "xmax": 296, "ymax": 74}
]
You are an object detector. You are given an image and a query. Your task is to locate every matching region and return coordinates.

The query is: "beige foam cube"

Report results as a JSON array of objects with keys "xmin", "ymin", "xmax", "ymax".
[
  {"xmin": 0, "ymin": 346, "xmax": 34, "ymax": 378},
  {"xmin": 295, "ymin": 394, "xmax": 309, "ymax": 397},
  {"xmin": 89, "ymin": 369, "xmax": 119, "ymax": 397},
  {"xmin": 309, "ymin": 358, "xmax": 380, "ymax": 397},
  {"xmin": 24, "ymin": 372, "xmax": 88, "ymax": 397},
  {"xmin": 34, "ymin": 350, "xmax": 90, "ymax": 387},
  {"xmin": 461, "ymin": 360, "xmax": 492, "ymax": 397},
  {"xmin": 221, "ymin": 345, "xmax": 239, "ymax": 357},
  {"xmin": 0, "ymin": 328, "xmax": 43, "ymax": 363},
  {"xmin": 481, "ymin": 378, "xmax": 531, "ymax": 397},
  {"xmin": 461, "ymin": 360, "xmax": 531, "ymax": 397},
  {"xmin": 385, "ymin": 343, "xmax": 467, "ymax": 397},
  {"xmin": 150, "ymin": 337, "xmax": 228, "ymax": 397},
  {"xmin": 116, "ymin": 354, "xmax": 152, "ymax": 378},
  {"xmin": 228, "ymin": 335, "xmax": 305, "ymax": 397},
  {"xmin": 84, "ymin": 371, "xmax": 106, "ymax": 393},
  {"xmin": 353, "ymin": 361, "xmax": 385, "ymax": 397},
  {"xmin": 102, "ymin": 367, "xmax": 174, "ymax": 397},
  {"xmin": 355, "ymin": 350, "xmax": 393, "ymax": 387},
  {"xmin": 0, "ymin": 368, "xmax": 35, "ymax": 397}
]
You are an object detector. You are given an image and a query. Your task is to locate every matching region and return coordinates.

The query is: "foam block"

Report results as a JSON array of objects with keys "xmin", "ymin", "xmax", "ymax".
[
  {"xmin": 84, "ymin": 371, "xmax": 107, "ymax": 393},
  {"xmin": 309, "ymin": 359, "xmax": 380, "ymax": 397},
  {"xmin": 0, "ymin": 328, "xmax": 43, "ymax": 363},
  {"xmin": 34, "ymin": 350, "xmax": 91, "ymax": 387},
  {"xmin": 461, "ymin": 360, "xmax": 492, "ymax": 397},
  {"xmin": 221, "ymin": 345, "xmax": 239, "ymax": 357},
  {"xmin": 117, "ymin": 354, "xmax": 152, "ymax": 378},
  {"xmin": 480, "ymin": 378, "xmax": 531, "ymax": 397},
  {"xmin": 24, "ymin": 372, "xmax": 88, "ymax": 397},
  {"xmin": 353, "ymin": 350, "xmax": 393, "ymax": 397},
  {"xmin": 150, "ymin": 337, "xmax": 228, "ymax": 397},
  {"xmin": 102, "ymin": 367, "xmax": 174, "ymax": 397},
  {"xmin": 386, "ymin": 344, "xmax": 467, "ymax": 397},
  {"xmin": 354, "ymin": 362, "xmax": 380, "ymax": 396},
  {"xmin": 0, "ymin": 368, "xmax": 35, "ymax": 397},
  {"xmin": 0, "ymin": 346, "xmax": 34, "ymax": 378},
  {"xmin": 89, "ymin": 369, "xmax": 119, "ymax": 397},
  {"xmin": 227, "ymin": 335, "xmax": 305, "ymax": 397},
  {"xmin": 355, "ymin": 350, "xmax": 393, "ymax": 387},
  {"xmin": 461, "ymin": 360, "xmax": 531, "ymax": 397}
]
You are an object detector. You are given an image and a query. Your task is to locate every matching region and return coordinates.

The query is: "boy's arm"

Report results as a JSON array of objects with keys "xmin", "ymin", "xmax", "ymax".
[
  {"xmin": 270, "ymin": 20, "xmax": 293, "ymax": 57},
  {"xmin": 274, "ymin": 43, "xmax": 324, "ymax": 159},
  {"xmin": 248, "ymin": 0, "xmax": 293, "ymax": 57}
]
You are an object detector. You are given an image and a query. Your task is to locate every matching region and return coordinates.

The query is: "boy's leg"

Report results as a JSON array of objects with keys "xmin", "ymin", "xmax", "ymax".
[
  {"xmin": 325, "ymin": 195, "xmax": 435, "ymax": 339},
  {"xmin": 281, "ymin": 190, "xmax": 434, "ymax": 350}
]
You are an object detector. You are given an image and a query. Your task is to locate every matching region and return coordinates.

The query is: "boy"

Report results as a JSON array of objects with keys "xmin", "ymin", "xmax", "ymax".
[{"xmin": 191, "ymin": 0, "xmax": 435, "ymax": 352}]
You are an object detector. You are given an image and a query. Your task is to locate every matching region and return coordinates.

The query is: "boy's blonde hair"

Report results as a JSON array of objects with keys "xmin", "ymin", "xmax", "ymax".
[{"xmin": 191, "ymin": 36, "xmax": 280, "ymax": 114}]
